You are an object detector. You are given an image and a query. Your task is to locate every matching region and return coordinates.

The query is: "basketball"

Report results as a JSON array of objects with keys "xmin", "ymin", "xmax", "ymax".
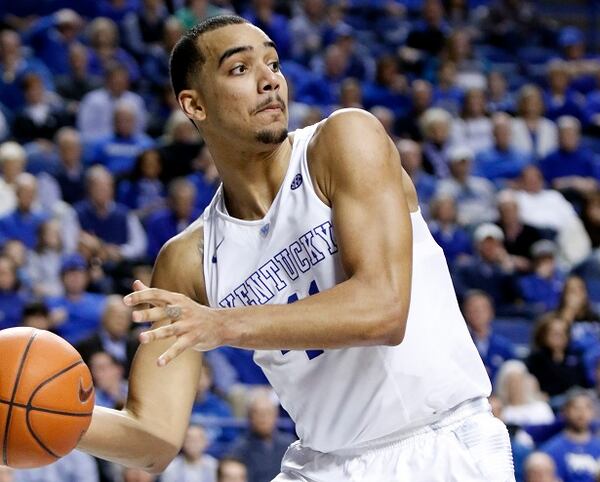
[{"xmin": 0, "ymin": 327, "xmax": 95, "ymax": 469}]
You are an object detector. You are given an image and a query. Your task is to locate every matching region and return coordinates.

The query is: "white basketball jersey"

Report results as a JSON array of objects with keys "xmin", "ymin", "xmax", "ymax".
[{"xmin": 203, "ymin": 122, "xmax": 491, "ymax": 453}]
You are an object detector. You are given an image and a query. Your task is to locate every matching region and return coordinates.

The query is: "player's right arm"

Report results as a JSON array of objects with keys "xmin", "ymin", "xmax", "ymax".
[{"xmin": 77, "ymin": 223, "xmax": 205, "ymax": 473}]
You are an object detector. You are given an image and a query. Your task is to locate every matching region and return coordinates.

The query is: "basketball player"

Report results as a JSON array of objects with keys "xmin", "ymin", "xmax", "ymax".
[{"xmin": 78, "ymin": 16, "xmax": 515, "ymax": 481}]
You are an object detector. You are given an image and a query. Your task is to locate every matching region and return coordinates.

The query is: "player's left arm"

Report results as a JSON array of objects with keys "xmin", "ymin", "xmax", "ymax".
[{"xmin": 125, "ymin": 109, "xmax": 414, "ymax": 365}]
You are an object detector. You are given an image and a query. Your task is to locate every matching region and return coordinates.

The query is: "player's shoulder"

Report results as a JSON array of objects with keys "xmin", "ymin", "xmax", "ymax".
[
  {"xmin": 309, "ymin": 108, "xmax": 393, "ymax": 164},
  {"xmin": 153, "ymin": 217, "xmax": 207, "ymax": 303}
]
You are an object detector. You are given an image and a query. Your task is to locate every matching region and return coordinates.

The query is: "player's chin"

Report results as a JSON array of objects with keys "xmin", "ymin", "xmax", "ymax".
[{"xmin": 255, "ymin": 125, "xmax": 289, "ymax": 144}]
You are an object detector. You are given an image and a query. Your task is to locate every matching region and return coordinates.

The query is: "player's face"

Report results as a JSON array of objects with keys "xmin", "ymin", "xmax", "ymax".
[{"xmin": 192, "ymin": 24, "xmax": 289, "ymax": 146}]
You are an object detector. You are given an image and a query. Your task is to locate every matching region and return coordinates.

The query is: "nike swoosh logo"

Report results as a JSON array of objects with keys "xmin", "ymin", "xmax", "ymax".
[
  {"xmin": 212, "ymin": 238, "xmax": 225, "ymax": 263},
  {"xmin": 78, "ymin": 378, "xmax": 94, "ymax": 404}
]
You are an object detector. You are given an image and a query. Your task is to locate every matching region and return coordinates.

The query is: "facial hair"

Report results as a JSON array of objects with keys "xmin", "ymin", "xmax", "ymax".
[{"xmin": 255, "ymin": 128, "xmax": 288, "ymax": 144}]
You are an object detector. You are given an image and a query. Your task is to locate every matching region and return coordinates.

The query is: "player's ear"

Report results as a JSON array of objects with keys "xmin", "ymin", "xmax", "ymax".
[{"xmin": 178, "ymin": 89, "xmax": 206, "ymax": 122}]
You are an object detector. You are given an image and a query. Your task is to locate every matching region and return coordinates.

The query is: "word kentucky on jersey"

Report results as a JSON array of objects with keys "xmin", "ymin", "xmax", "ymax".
[{"xmin": 218, "ymin": 221, "xmax": 338, "ymax": 308}]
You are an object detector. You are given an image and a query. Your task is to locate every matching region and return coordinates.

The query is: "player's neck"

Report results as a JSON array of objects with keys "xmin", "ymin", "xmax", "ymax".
[{"xmin": 210, "ymin": 138, "xmax": 293, "ymax": 220}]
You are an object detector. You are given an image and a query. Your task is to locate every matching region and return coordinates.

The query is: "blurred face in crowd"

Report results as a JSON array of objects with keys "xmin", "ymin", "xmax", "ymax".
[
  {"xmin": 68, "ymin": 44, "xmax": 88, "ymax": 76},
  {"xmin": 170, "ymin": 182, "xmax": 196, "ymax": 220},
  {"xmin": 2, "ymin": 155, "xmax": 25, "ymax": 184},
  {"xmin": 0, "ymin": 257, "xmax": 17, "ymax": 292},
  {"xmin": 62, "ymin": 267, "xmax": 88, "ymax": 296},
  {"xmin": 88, "ymin": 169, "xmax": 115, "ymax": 207},
  {"xmin": 463, "ymin": 89, "xmax": 486, "ymax": 118},
  {"xmin": 449, "ymin": 158, "xmax": 471, "ymax": 181},
  {"xmin": 102, "ymin": 296, "xmax": 132, "ymax": 339},
  {"xmin": 412, "ymin": 80, "xmax": 432, "ymax": 112},
  {"xmin": 248, "ymin": 394, "xmax": 278, "ymax": 439},
  {"xmin": 163, "ymin": 18, "xmax": 183, "ymax": 51},
  {"xmin": 431, "ymin": 195, "xmax": 456, "ymax": 224},
  {"xmin": 24, "ymin": 76, "xmax": 45, "ymax": 105},
  {"xmin": 488, "ymin": 71, "xmax": 507, "ymax": 99},
  {"xmin": 548, "ymin": 65, "xmax": 570, "ymax": 94},
  {"xmin": 563, "ymin": 276, "xmax": 588, "ymax": 310},
  {"xmin": 464, "ymin": 293, "xmax": 494, "ymax": 335},
  {"xmin": 23, "ymin": 311, "xmax": 51, "ymax": 330},
  {"xmin": 15, "ymin": 175, "xmax": 37, "ymax": 212},
  {"xmin": 106, "ymin": 68, "xmax": 129, "ymax": 97},
  {"xmin": 114, "ymin": 106, "xmax": 137, "ymax": 137},
  {"xmin": 339, "ymin": 78, "xmax": 363, "ymax": 108},
  {"xmin": 219, "ymin": 460, "xmax": 248, "ymax": 482},
  {"xmin": 324, "ymin": 45, "xmax": 347, "ymax": 79},
  {"xmin": 0, "ymin": 30, "xmax": 21, "ymax": 63},
  {"xmin": 525, "ymin": 452, "xmax": 558, "ymax": 482},
  {"xmin": 90, "ymin": 351, "xmax": 124, "ymax": 392},
  {"xmin": 182, "ymin": 425, "xmax": 208, "ymax": 462},
  {"xmin": 477, "ymin": 236, "xmax": 503, "ymax": 263},
  {"xmin": 423, "ymin": 0, "xmax": 443, "ymax": 25},
  {"xmin": 564, "ymin": 394, "xmax": 594, "ymax": 433},
  {"xmin": 428, "ymin": 119, "xmax": 449, "ymax": 144},
  {"xmin": 397, "ymin": 140, "xmax": 422, "ymax": 175},
  {"xmin": 519, "ymin": 87, "xmax": 544, "ymax": 119},
  {"xmin": 498, "ymin": 198, "xmax": 519, "ymax": 225},
  {"xmin": 543, "ymin": 319, "xmax": 569, "ymax": 354},
  {"xmin": 57, "ymin": 129, "xmax": 83, "ymax": 168},
  {"xmin": 504, "ymin": 369, "xmax": 529, "ymax": 406},
  {"xmin": 492, "ymin": 114, "xmax": 512, "ymax": 150},
  {"xmin": 520, "ymin": 166, "xmax": 544, "ymax": 194},
  {"xmin": 304, "ymin": 0, "xmax": 325, "ymax": 18},
  {"xmin": 139, "ymin": 150, "xmax": 162, "ymax": 179},
  {"xmin": 558, "ymin": 124, "xmax": 580, "ymax": 152},
  {"xmin": 438, "ymin": 62, "xmax": 456, "ymax": 87}
]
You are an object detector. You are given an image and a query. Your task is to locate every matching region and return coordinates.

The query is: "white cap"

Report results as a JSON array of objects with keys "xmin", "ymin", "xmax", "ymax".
[
  {"xmin": 474, "ymin": 223, "xmax": 504, "ymax": 243},
  {"xmin": 448, "ymin": 145, "xmax": 474, "ymax": 163}
]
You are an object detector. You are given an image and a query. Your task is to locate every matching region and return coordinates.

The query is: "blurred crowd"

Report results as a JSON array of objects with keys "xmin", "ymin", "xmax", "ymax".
[{"xmin": 0, "ymin": 0, "xmax": 599, "ymax": 481}]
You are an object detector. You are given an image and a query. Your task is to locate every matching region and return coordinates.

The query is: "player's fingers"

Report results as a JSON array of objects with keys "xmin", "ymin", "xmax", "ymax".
[
  {"xmin": 132, "ymin": 279, "xmax": 149, "ymax": 292},
  {"xmin": 123, "ymin": 288, "xmax": 176, "ymax": 307},
  {"xmin": 139, "ymin": 323, "xmax": 179, "ymax": 344},
  {"xmin": 131, "ymin": 306, "xmax": 167, "ymax": 323},
  {"xmin": 157, "ymin": 337, "xmax": 192, "ymax": 366}
]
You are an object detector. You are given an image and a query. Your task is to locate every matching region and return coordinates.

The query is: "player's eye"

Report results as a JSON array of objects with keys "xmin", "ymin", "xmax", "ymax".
[
  {"xmin": 269, "ymin": 61, "xmax": 280, "ymax": 72},
  {"xmin": 230, "ymin": 64, "xmax": 247, "ymax": 75}
]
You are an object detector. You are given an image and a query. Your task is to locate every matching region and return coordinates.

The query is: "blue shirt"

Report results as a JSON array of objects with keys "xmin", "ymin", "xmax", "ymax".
[
  {"xmin": 144, "ymin": 207, "xmax": 201, "ymax": 262},
  {"xmin": 539, "ymin": 148, "xmax": 598, "ymax": 183},
  {"xmin": 472, "ymin": 331, "xmax": 517, "ymax": 384},
  {"xmin": 518, "ymin": 271, "xmax": 565, "ymax": 312},
  {"xmin": 474, "ymin": 146, "xmax": 532, "ymax": 183},
  {"xmin": 0, "ymin": 290, "xmax": 27, "ymax": 330},
  {"xmin": 542, "ymin": 433, "xmax": 600, "ymax": 482},
  {"xmin": 46, "ymin": 293, "xmax": 107, "ymax": 344},
  {"xmin": 429, "ymin": 222, "xmax": 472, "ymax": 264},
  {"xmin": 0, "ymin": 209, "xmax": 49, "ymax": 249},
  {"xmin": 93, "ymin": 134, "xmax": 154, "ymax": 177},
  {"xmin": 75, "ymin": 200, "xmax": 130, "ymax": 246}
]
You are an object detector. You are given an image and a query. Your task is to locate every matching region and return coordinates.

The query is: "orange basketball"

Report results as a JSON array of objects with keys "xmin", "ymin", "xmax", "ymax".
[{"xmin": 0, "ymin": 327, "xmax": 95, "ymax": 468}]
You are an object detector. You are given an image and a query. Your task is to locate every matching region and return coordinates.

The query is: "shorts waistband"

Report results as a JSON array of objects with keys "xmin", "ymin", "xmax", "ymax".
[{"xmin": 332, "ymin": 397, "xmax": 491, "ymax": 457}]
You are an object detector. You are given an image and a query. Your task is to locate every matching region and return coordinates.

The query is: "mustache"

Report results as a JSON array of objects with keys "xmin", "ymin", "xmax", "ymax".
[{"xmin": 252, "ymin": 96, "xmax": 286, "ymax": 114}]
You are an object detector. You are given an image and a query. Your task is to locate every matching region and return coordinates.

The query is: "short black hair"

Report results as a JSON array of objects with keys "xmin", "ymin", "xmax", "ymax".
[
  {"xmin": 23, "ymin": 301, "xmax": 49, "ymax": 319},
  {"xmin": 170, "ymin": 15, "xmax": 248, "ymax": 98}
]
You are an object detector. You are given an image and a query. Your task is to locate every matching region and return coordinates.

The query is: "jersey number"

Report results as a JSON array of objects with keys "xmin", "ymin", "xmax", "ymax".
[{"xmin": 281, "ymin": 280, "xmax": 324, "ymax": 360}]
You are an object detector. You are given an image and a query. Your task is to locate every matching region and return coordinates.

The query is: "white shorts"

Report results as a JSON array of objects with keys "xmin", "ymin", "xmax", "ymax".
[{"xmin": 273, "ymin": 398, "xmax": 515, "ymax": 482}]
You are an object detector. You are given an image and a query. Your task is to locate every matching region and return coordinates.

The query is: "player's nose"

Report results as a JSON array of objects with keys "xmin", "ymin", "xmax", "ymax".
[{"xmin": 257, "ymin": 64, "xmax": 280, "ymax": 93}]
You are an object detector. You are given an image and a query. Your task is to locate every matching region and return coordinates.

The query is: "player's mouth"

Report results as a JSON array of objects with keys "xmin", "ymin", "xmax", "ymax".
[{"xmin": 254, "ymin": 99, "xmax": 285, "ymax": 115}]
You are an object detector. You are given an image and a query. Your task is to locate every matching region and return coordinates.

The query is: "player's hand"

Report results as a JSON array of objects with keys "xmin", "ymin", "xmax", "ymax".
[{"xmin": 124, "ymin": 280, "xmax": 222, "ymax": 366}]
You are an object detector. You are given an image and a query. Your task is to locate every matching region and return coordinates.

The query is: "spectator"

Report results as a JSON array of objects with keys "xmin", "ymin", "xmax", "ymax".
[
  {"xmin": 428, "ymin": 194, "xmax": 471, "ymax": 264},
  {"xmin": 451, "ymin": 87, "xmax": 493, "ymax": 154},
  {"xmin": 76, "ymin": 294, "xmax": 137, "ymax": 374},
  {"xmin": 289, "ymin": 0, "xmax": 328, "ymax": 64},
  {"xmin": 23, "ymin": 9, "xmax": 83, "ymax": 76},
  {"xmin": 431, "ymin": 61, "xmax": 463, "ymax": 116},
  {"xmin": 496, "ymin": 190, "xmax": 542, "ymax": 270},
  {"xmin": 584, "ymin": 69, "xmax": 600, "ymax": 135},
  {"xmin": 464, "ymin": 290, "xmax": 517, "ymax": 382},
  {"xmin": 419, "ymin": 107, "xmax": 454, "ymax": 177},
  {"xmin": 46, "ymin": 253, "xmax": 107, "ymax": 344},
  {"xmin": 122, "ymin": 0, "xmax": 169, "ymax": 59},
  {"xmin": 475, "ymin": 112, "xmax": 531, "ymax": 184},
  {"xmin": 162, "ymin": 424, "xmax": 218, "ymax": 482},
  {"xmin": 75, "ymin": 165, "xmax": 147, "ymax": 263},
  {"xmin": 144, "ymin": 177, "xmax": 200, "ymax": 261},
  {"xmin": 188, "ymin": 145, "xmax": 220, "ymax": 212},
  {"xmin": 336, "ymin": 78, "xmax": 363, "ymax": 111},
  {"xmin": 77, "ymin": 63, "xmax": 147, "ymax": 142},
  {"xmin": 557, "ymin": 275, "xmax": 600, "ymax": 325},
  {"xmin": 0, "ymin": 29, "xmax": 54, "ymax": 112},
  {"xmin": 539, "ymin": 116, "xmax": 598, "ymax": 203},
  {"xmin": 397, "ymin": 139, "xmax": 437, "ymax": 217},
  {"xmin": 175, "ymin": 0, "xmax": 231, "ymax": 30},
  {"xmin": 0, "ymin": 173, "xmax": 49, "ymax": 249},
  {"xmin": 526, "ymin": 316, "xmax": 589, "ymax": 398},
  {"xmin": 402, "ymin": 0, "xmax": 449, "ymax": 70},
  {"xmin": 54, "ymin": 127, "xmax": 87, "ymax": 205},
  {"xmin": 511, "ymin": 84, "xmax": 558, "ymax": 161},
  {"xmin": 117, "ymin": 148, "xmax": 167, "ymax": 219},
  {"xmin": 361, "ymin": 56, "xmax": 410, "ymax": 117},
  {"xmin": 0, "ymin": 141, "xmax": 22, "ymax": 216},
  {"xmin": 487, "ymin": 71, "xmax": 516, "ymax": 115},
  {"xmin": 12, "ymin": 449, "xmax": 99, "ymax": 482},
  {"xmin": 86, "ymin": 17, "xmax": 140, "ymax": 83},
  {"xmin": 517, "ymin": 240, "xmax": 566, "ymax": 314},
  {"xmin": 436, "ymin": 145, "xmax": 498, "ymax": 227},
  {"xmin": 25, "ymin": 219, "xmax": 64, "ymax": 297},
  {"xmin": 452, "ymin": 223, "xmax": 517, "ymax": 310},
  {"xmin": 581, "ymin": 192, "xmax": 600, "ymax": 249},
  {"xmin": 494, "ymin": 360, "xmax": 555, "ymax": 426},
  {"xmin": 227, "ymin": 388, "xmax": 296, "ymax": 482},
  {"xmin": 217, "ymin": 458, "xmax": 247, "ymax": 482},
  {"xmin": 541, "ymin": 389, "xmax": 600, "ymax": 482},
  {"xmin": 11, "ymin": 73, "xmax": 71, "ymax": 143},
  {"xmin": 3, "ymin": 239, "xmax": 29, "ymax": 291},
  {"xmin": 89, "ymin": 350, "xmax": 128, "ymax": 409},
  {"xmin": 55, "ymin": 43, "xmax": 102, "ymax": 107},
  {"xmin": 436, "ymin": 29, "xmax": 488, "ymax": 90},
  {"xmin": 369, "ymin": 106, "xmax": 397, "ymax": 142},
  {"xmin": 92, "ymin": 100, "xmax": 155, "ymax": 177},
  {"xmin": 0, "ymin": 255, "xmax": 26, "ymax": 330},
  {"xmin": 21, "ymin": 301, "xmax": 52, "ymax": 330},
  {"xmin": 396, "ymin": 79, "xmax": 433, "ymax": 140},
  {"xmin": 158, "ymin": 109, "xmax": 203, "ymax": 182},
  {"xmin": 524, "ymin": 452, "xmax": 560, "ymax": 482},
  {"xmin": 513, "ymin": 165, "xmax": 591, "ymax": 266},
  {"xmin": 544, "ymin": 60, "xmax": 584, "ymax": 122}
]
